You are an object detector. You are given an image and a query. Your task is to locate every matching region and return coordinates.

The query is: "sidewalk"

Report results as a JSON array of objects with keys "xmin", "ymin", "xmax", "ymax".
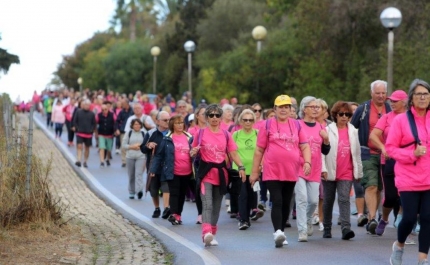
[{"xmin": 26, "ymin": 114, "xmax": 169, "ymax": 265}]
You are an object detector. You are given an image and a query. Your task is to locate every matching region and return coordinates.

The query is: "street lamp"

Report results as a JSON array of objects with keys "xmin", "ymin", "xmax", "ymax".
[
  {"xmin": 252, "ymin": 26, "xmax": 267, "ymax": 53},
  {"xmin": 184, "ymin": 40, "xmax": 196, "ymax": 103},
  {"xmin": 380, "ymin": 7, "xmax": 402, "ymax": 95},
  {"xmin": 150, "ymin": 46, "xmax": 161, "ymax": 94},
  {"xmin": 77, "ymin": 77, "xmax": 83, "ymax": 94}
]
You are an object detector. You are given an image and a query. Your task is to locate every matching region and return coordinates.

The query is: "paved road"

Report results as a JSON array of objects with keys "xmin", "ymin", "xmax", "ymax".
[{"xmin": 35, "ymin": 114, "xmax": 419, "ymax": 265}]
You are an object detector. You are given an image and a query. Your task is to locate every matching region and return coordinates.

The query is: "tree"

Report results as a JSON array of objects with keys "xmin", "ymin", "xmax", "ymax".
[{"xmin": 0, "ymin": 35, "xmax": 20, "ymax": 75}]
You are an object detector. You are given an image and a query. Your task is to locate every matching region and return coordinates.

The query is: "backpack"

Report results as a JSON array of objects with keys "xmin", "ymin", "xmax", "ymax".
[{"xmin": 128, "ymin": 130, "xmax": 145, "ymax": 144}]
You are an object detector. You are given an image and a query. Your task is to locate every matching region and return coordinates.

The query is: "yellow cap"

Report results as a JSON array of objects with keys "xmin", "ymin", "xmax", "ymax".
[{"xmin": 274, "ymin": 95, "xmax": 292, "ymax": 106}]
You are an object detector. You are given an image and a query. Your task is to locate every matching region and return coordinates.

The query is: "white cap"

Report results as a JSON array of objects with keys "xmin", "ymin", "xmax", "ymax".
[{"xmin": 188, "ymin": 114, "xmax": 195, "ymax": 122}]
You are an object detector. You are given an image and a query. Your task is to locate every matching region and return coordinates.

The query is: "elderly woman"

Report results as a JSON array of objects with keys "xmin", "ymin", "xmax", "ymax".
[
  {"xmin": 386, "ymin": 79, "xmax": 430, "ymax": 265},
  {"xmin": 250, "ymin": 95, "xmax": 311, "ymax": 248},
  {"xmin": 150, "ymin": 115, "xmax": 193, "ymax": 225},
  {"xmin": 235, "ymin": 109, "xmax": 264, "ymax": 230},
  {"xmin": 322, "ymin": 101, "xmax": 362, "ymax": 240},
  {"xmin": 220, "ymin": 104, "xmax": 234, "ymax": 130},
  {"xmin": 122, "ymin": 118, "xmax": 146, "ymax": 199},
  {"xmin": 295, "ymin": 96, "xmax": 330, "ymax": 242},
  {"xmin": 189, "ymin": 104, "xmax": 246, "ymax": 247},
  {"xmin": 369, "ymin": 90, "xmax": 408, "ymax": 236}
]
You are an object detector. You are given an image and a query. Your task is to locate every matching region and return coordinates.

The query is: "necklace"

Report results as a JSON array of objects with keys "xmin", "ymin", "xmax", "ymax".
[{"xmin": 276, "ymin": 118, "xmax": 293, "ymax": 136}]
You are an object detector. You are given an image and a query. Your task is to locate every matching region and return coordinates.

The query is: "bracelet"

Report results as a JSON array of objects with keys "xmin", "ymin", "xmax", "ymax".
[
  {"xmin": 304, "ymin": 162, "xmax": 312, "ymax": 167},
  {"xmin": 238, "ymin": 166, "xmax": 246, "ymax": 171}
]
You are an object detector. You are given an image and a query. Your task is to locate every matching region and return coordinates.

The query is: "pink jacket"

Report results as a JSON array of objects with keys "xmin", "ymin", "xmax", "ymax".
[
  {"xmin": 51, "ymin": 105, "xmax": 66, "ymax": 124},
  {"xmin": 385, "ymin": 107, "xmax": 430, "ymax": 192}
]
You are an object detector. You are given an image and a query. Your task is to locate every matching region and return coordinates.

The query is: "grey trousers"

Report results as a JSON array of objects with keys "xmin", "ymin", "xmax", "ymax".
[
  {"xmin": 295, "ymin": 177, "xmax": 320, "ymax": 233},
  {"xmin": 126, "ymin": 157, "xmax": 145, "ymax": 195},
  {"xmin": 322, "ymin": 180, "xmax": 353, "ymax": 230},
  {"xmin": 201, "ymin": 182, "xmax": 223, "ymax": 225}
]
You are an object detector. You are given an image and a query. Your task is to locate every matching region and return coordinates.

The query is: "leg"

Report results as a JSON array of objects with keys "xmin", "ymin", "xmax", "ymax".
[
  {"xmin": 201, "ymin": 182, "xmax": 214, "ymax": 238},
  {"xmin": 84, "ymin": 145, "xmax": 90, "ymax": 163},
  {"xmin": 189, "ymin": 178, "xmax": 203, "ymax": 215},
  {"xmin": 362, "ymin": 155, "xmax": 381, "ymax": 221},
  {"xmin": 266, "ymin": 181, "xmax": 284, "ymax": 232},
  {"xmin": 161, "ymin": 181, "xmax": 170, "ymax": 208},
  {"xmin": 337, "ymin": 181, "xmax": 353, "ymax": 230},
  {"xmin": 229, "ymin": 177, "xmax": 242, "ymax": 215},
  {"xmin": 126, "ymin": 158, "xmax": 136, "ymax": 195},
  {"xmin": 322, "ymin": 181, "xmax": 336, "ymax": 228},
  {"xmin": 211, "ymin": 185, "xmax": 222, "ymax": 226},
  {"xmin": 120, "ymin": 133, "xmax": 126, "ymax": 165},
  {"xmin": 135, "ymin": 157, "xmax": 145, "ymax": 194},
  {"xmin": 295, "ymin": 177, "xmax": 308, "ymax": 234},
  {"xmin": 418, "ymin": 190, "xmax": 430, "ymax": 260},
  {"xmin": 306, "ymin": 181, "xmax": 319, "ymax": 228},
  {"xmin": 397, "ymin": 192, "xmax": 420, "ymax": 247},
  {"xmin": 168, "ymin": 177, "xmax": 180, "ymax": 214},
  {"xmin": 76, "ymin": 143, "xmax": 83, "ymax": 162},
  {"xmin": 58, "ymin": 123, "xmax": 63, "ymax": 137},
  {"xmin": 178, "ymin": 175, "xmax": 191, "ymax": 215},
  {"xmin": 281, "ymin": 181, "xmax": 296, "ymax": 232},
  {"xmin": 150, "ymin": 175, "xmax": 161, "ymax": 209}
]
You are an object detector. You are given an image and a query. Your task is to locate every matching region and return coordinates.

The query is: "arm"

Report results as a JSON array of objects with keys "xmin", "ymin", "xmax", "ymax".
[
  {"xmin": 149, "ymin": 140, "xmax": 165, "ymax": 176},
  {"xmin": 369, "ymin": 128, "xmax": 388, "ymax": 158},
  {"xmin": 319, "ymin": 129, "xmax": 330, "ymax": 155},
  {"xmin": 250, "ymin": 147, "xmax": 264, "ymax": 186},
  {"xmin": 140, "ymin": 133, "xmax": 151, "ymax": 154},
  {"xmin": 300, "ymin": 143, "xmax": 311, "ymax": 176}
]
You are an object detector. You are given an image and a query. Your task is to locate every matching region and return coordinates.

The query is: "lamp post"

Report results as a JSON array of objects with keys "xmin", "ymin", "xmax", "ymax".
[
  {"xmin": 380, "ymin": 7, "xmax": 402, "ymax": 95},
  {"xmin": 150, "ymin": 46, "xmax": 161, "ymax": 94},
  {"xmin": 77, "ymin": 77, "xmax": 83, "ymax": 94},
  {"xmin": 184, "ymin": 40, "xmax": 196, "ymax": 102},
  {"xmin": 252, "ymin": 26, "xmax": 267, "ymax": 94}
]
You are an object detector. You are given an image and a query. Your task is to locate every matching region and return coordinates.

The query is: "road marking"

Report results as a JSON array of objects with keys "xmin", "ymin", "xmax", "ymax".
[{"xmin": 34, "ymin": 116, "xmax": 221, "ymax": 265}]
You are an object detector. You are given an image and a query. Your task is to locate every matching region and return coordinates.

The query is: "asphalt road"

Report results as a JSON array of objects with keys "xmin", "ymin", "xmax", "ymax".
[{"xmin": 34, "ymin": 113, "xmax": 419, "ymax": 265}]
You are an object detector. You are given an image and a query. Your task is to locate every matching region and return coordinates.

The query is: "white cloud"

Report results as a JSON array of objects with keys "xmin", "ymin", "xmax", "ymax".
[{"xmin": 0, "ymin": 0, "xmax": 116, "ymax": 101}]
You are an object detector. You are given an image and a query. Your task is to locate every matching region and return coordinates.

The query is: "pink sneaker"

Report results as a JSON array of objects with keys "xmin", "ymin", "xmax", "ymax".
[{"xmin": 196, "ymin": 215, "xmax": 202, "ymax": 224}]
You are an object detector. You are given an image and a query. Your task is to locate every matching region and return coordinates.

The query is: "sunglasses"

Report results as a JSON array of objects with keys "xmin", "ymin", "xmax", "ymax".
[
  {"xmin": 174, "ymin": 122, "xmax": 184, "ymax": 125},
  {"xmin": 242, "ymin": 119, "xmax": 255, "ymax": 123},
  {"xmin": 208, "ymin": 113, "xmax": 221, "ymax": 118},
  {"xmin": 253, "ymin": 109, "xmax": 262, "ymax": 113},
  {"xmin": 337, "ymin": 112, "xmax": 352, "ymax": 118}
]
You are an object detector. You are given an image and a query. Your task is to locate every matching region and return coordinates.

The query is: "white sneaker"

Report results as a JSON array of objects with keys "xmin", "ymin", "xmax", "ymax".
[
  {"xmin": 227, "ymin": 205, "xmax": 231, "ymax": 213},
  {"xmin": 283, "ymin": 239, "xmax": 289, "ymax": 245},
  {"xmin": 319, "ymin": 222, "xmax": 324, "ymax": 232},
  {"xmin": 307, "ymin": 223, "xmax": 314, "ymax": 236},
  {"xmin": 115, "ymin": 149, "xmax": 120, "ymax": 154},
  {"xmin": 210, "ymin": 237, "xmax": 218, "ymax": 246},
  {"xmin": 225, "ymin": 199, "xmax": 230, "ymax": 207},
  {"xmin": 273, "ymin": 230, "xmax": 286, "ymax": 248},
  {"xmin": 298, "ymin": 231, "xmax": 308, "ymax": 242},
  {"xmin": 312, "ymin": 215, "xmax": 319, "ymax": 225},
  {"xmin": 204, "ymin": 233, "xmax": 214, "ymax": 247}
]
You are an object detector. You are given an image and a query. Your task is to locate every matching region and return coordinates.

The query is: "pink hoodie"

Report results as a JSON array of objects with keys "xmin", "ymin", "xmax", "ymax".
[
  {"xmin": 51, "ymin": 105, "xmax": 66, "ymax": 124},
  {"xmin": 385, "ymin": 107, "xmax": 430, "ymax": 192}
]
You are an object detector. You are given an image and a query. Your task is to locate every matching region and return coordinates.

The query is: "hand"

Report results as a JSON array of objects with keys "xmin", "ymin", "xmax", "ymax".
[
  {"xmin": 249, "ymin": 173, "xmax": 259, "ymax": 187},
  {"xmin": 190, "ymin": 146, "xmax": 200, "ymax": 157},
  {"xmin": 414, "ymin": 145, "xmax": 427, "ymax": 157},
  {"xmin": 319, "ymin": 130, "xmax": 329, "ymax": 142},
  {"xmin": 71, "ymin": 127, "xmax": 75, "ymax": 132},
  {"xmin": 115, "ymin": 129, "xmax": 120, "ymax": 136},
  {"xmin": 321, "ymin": 172, "xmax": 328, "ymax": 181},
  {"xmin": 149, "ymin": 173, "xmax": 155, "ymax": 177},
  {"xmin": 381, "ymin": 147, "xmax": 389, "ymax": 159},
  {"xmin": 303, "ymin": 163, "xmax": 311, "ymax": 176},
  {"xmin": 239, "ymin": 169, "xmax": 246, "ymax": 183},
  {"xmin": 146, "ymin": 142, "xmax": 157, "ymax": 149}
]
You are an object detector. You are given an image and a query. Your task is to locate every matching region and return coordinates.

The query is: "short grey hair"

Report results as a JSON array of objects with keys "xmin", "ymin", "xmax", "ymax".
[
  {"xmin": 407, "ymin": 78, "xmax": 430, "ymax": 108},
  {"xmin": 205, "ymin": 104, "xmax": 223, "ymax": 117},
  {"xmin": 133, "ymin": 103, "xmax": 142, "ymax": 109},
  {"xmin": 299, "ymin": 96, "xmax": 317, "ymax": 119},
  {"xmin": 177, "ymin": 100, "xmax": 186, "ymax": 107},
  {"xmin": 370, "ymin": 80, "xmax": 388, "ymax": 93},
  {"xmin": 157, "ymin": 110, "xmax": 170, "ymax": 120},
  {"xmin": 83, "ymin": 99, "xmax": 91, "ymax": 105},
  {"xmin": 222, "ymin": 104, "xmax": 234, "ymax": 112},
  {"xmin": 316, "ymin": 98, "xmax": 328, "ymax": 110},
  {"xmin": 238, "ymin": 109, "xmax": 255, "ymax": 122}
]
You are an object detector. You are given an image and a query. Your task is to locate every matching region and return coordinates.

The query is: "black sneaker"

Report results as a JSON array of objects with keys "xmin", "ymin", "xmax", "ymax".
[
  {"xmin": 129, "ymin": 194, "xmax": 135, "ymax": 199},
  {"xmin": 238, "ymin": 221, "xmax": 250, "ymax": 230},
  {"xmin": 323, "ymin": 228, "xmax": 332, "ymax": 238},
  {"xmin": 137, "ymin": 191, "xmax": 143, "ymax": 199},
  {"xmin": 75, "ymin": 161, "xmax": 81, "ymax": 167},
  {"xmin": 230, "ymin": 213, "xmax": 237, "ymax": 219},
  {"xmin": 342, "ymin": 228, "xmax": 355, "ymax": 240},
  {"xmin": 83, "ymin": 162, "xmax": 88, "ymax": 168},
  {"xmin": 106, "ymin": 160, "xmax": 110, "ymax": 166},
  {"xmin": 357, "ymin": 215, "xmax": 368, "ymax": 227},
  {"xmin": 285, "ymin": 220, "xmax": 292, "ymax": 228},
  {"xmin": 250, "ymin": 209, "xmax": 264, "ymax": 221},
  {"xmin": 100, "ymin": 162, "xmax": 105, "ymax": 167},
  {"xmin": 367, "ymin": 219, "xmax": 378, "ymax": 234},
  {"xmin": 162, "ymin": 207, "xmax": 171, "ymax": 219},
  {"xmin": 152, "ymin": 208, "xmax": 161, "ymax": 218},
  {"xmin": 121, "ymin": 163, "xmax": 126, "ymax": 168},
  {"xmin": 168, "ymin": 214, "xmax": 180, "ymax": 225}
]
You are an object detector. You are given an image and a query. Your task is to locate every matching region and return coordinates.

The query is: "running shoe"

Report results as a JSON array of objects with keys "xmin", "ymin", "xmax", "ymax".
[
  {"xmin": 204, "ymin": 233, "xmax": 214, "ymax": 247},
  {"xmin": 319, "ymin": 222, "xmax": 324, "ymax": 232},
  {"xmin": 298, "ymin": 231, "xmax": 308, "ymax": 242},
  {"xmin": 376, "ymin": 219, "xmax": 388, "ymax": 236},
  {"xmin": 367, "ymin": 219, "xmax": 378, "ymax": 234},
  {"xmin": 238, "ymin": 221, "xmax": 250, "ymax": 230},
  {"xmin": 390, "ymin": 241, "xmax": 404, "ymax": 265},
  {"xmin": 196, "ymin": 215, "xmax": 202, "ymax": 224},
  {"xmin": 162, "ymin": 207, "xmax": 171, "ymax": 219},
  {"xmin": 357, "ymin": 214, "xmax": 368, "ymax": 227},
  {"xmin": 250, "ymin": 209, "xmax": 264, "ymax": 221},
  {"xmin": 273, "ymin": 230, "xmax": 286, "ymax": 248}
]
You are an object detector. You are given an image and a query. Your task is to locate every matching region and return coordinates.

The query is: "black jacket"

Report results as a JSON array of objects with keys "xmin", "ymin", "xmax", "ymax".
[
  {"xmin": 72, "ymin": 109, "xmax": 96, "ymax": 134},
  {"xmin": 97, "ymin": 111, "xmax": 115, "ymax": 136},
  {"xmin": 115, "ymin": 107, "xmax": 134, "ymax": 133},
  {"xmin": 140, "ymin": 128, "xmax": 167, "ymax": 171}
]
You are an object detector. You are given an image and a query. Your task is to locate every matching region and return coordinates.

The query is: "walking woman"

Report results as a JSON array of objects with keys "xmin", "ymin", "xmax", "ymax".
[
  {"xmin": 322, "ymin": 101, "xmax": 362, "ymax": 240},
  {"xmin": 189, "ymin": 104, "xmax": 246, "ymax": 247},
  {"xmin": 235, "ymin": 109, "xmax": 264, "ymax": 230},
  {"xmin": 295, "ymin": 96, "xmax": 330, "ymax": 242},
  {"xmin": 250, "ymin": 95, "xmax": 311, "ymax": 248},
  {"xmin": 386, "ymin": 79, "xmax": 430, "ymax": 265},
  {"xmin": 150, "ymin": 114, "xmax": 193, "ymax": 225},
  {"xmin": 369, "ymin": 90, "xmax": 408, "ymax": 236},
  {"xmin": 52, "ymin": 99, "xmax": 66, "ymax": 139},
  {"xmin": 122, "ymin": 118, "xmax": 146, "ymax": 199},
  {"xmin": 63, "ymin": 98, "xmax": 76, "ymax": 146}
]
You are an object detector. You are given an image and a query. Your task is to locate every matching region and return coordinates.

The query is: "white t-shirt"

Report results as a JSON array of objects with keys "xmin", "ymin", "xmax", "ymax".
[{"xmin": 124, "ymin": 114, "xmax": 156, "ymax": 134}]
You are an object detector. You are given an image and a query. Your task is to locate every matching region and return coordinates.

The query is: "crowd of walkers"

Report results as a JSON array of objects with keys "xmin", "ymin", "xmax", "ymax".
[{"xmin": 30, "ymin": 79, "xmax": 430, "ymax": 264}]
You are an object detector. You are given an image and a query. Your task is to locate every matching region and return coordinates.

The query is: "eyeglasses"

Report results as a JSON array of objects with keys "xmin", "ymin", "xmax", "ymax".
[
  {"xmin": 177, "ymin": 105, "xmax": 186, "ymax": 108},
  {"xmin": 337, "ymin": 112, "xmax": 352, "ymax": 118},
  {"xmin": 305, "ymin": 105, "xmax": 321, "ymax": 110},
  {"xmin": 242, "ymin": 119, "xmax": 255, "ymax": 123},
  {"xmin": 253, "ymin": 109, "xmax": 262, "ymax": 113},
  {"xmin": 160, "ymin": 119, "xmax": 170, "ymax": 122},
  {"xmin": 413, "ymin": 92, "xmax": 430, "ymax": 98},
  {"xmin": 208, "ymin": 113, "xmax": 221, "ymax": 118},
  {"xmin": 174, "ymin": 122, "xmax": 184, "ymax": 125}
]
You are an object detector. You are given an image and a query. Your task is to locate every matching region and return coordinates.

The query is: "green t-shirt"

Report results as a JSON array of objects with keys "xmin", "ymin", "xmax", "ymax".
[{"xmin": 232, "ymin": 129, "xmax": 258, "ymax": 175}]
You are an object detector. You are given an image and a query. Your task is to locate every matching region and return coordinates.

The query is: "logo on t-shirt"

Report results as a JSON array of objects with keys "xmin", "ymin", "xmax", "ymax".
[
  {"xmin": 175, "ymin": 143, "xmax": 190, "ymax": 156},
  {"xmin": 339, "ymin": 140, "xmax": 351, "ymax": 158},
  {"xmin": 203, "ymin": 144, "xmax": 226, "ymax": 162},
  {"xmin": 274, "ymin": 132, "xmax": 296, "ymax": 151},
  {"xmin": 308, "ymin": 136, "xmax": 322, "ymax": 154}
]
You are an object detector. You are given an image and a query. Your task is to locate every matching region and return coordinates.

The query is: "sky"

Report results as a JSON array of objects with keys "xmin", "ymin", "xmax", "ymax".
[{"xmin": 0, "ymin": 0, "xmax": 116, "ymax": 102}]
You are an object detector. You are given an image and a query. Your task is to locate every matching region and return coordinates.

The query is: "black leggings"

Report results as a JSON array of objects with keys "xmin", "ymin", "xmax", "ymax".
[
  {"xmin": 189, "ymin": 178, "xmax": 203, "ymax": 215},
  {"xmin": 168, "ymin": 174, "xmax": 192, "ymax": 215},
  {"xmin": 382, "ymin": 173, "xmax": 400, "ymax": 208},
  {"xmin": 266, "ymin": 181, "xmax": 296, "ymax": 232},
  {"xmin": 65, "ymin": 120, "xmax": 74, "ymax": 142},
  {"xmin": 398, "ymin": 190, "xmax": 430, "ymax": 254}
]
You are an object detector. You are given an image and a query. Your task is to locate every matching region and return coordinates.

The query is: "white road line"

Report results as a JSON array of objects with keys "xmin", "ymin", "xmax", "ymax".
[{"xmin": 34, "ymin": 116, "xmax": 221, "ymax": 265}]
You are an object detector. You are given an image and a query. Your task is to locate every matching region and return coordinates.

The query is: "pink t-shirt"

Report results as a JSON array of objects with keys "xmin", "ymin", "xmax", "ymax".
[
  {"xmin": 374, "ymin": 111, "xmax": 398, "ymax": 164},
  {"xmin": 254, "ymin": 120, "xmax": 265, "ymax": 131},
  {"xmin": 192, "ymin": 128, "xmax": 237, "ymax": 185},
  {"xmin": 257, "ymin": 118, "xmax": 308, "ymax": 182},
  {"xmin": 172, "ymin": 134, "xmax": 192, "ymax": 175},
  {"xmin": 51, "ymin": 105, "xmax": 66, "ymax": 123},
  {"xmin": 336, "ymin": 128, "xmax": 353, "ymax": 181},
  {"xmin": 220, "ymin": 121, "xmax": 234, "ymax": 131},
  {"xmin": 188, "ymin": 126, "xmax": 199, "ymax": 137},
  {"xmin": 298, "ymin": 121, "xmax": 324, "ymax": 182}
]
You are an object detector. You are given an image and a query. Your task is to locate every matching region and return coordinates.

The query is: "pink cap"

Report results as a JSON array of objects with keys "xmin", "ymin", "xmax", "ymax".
[{"xmin": 388, "ymin": 90, "xmax": 408, "ymax": 101}]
